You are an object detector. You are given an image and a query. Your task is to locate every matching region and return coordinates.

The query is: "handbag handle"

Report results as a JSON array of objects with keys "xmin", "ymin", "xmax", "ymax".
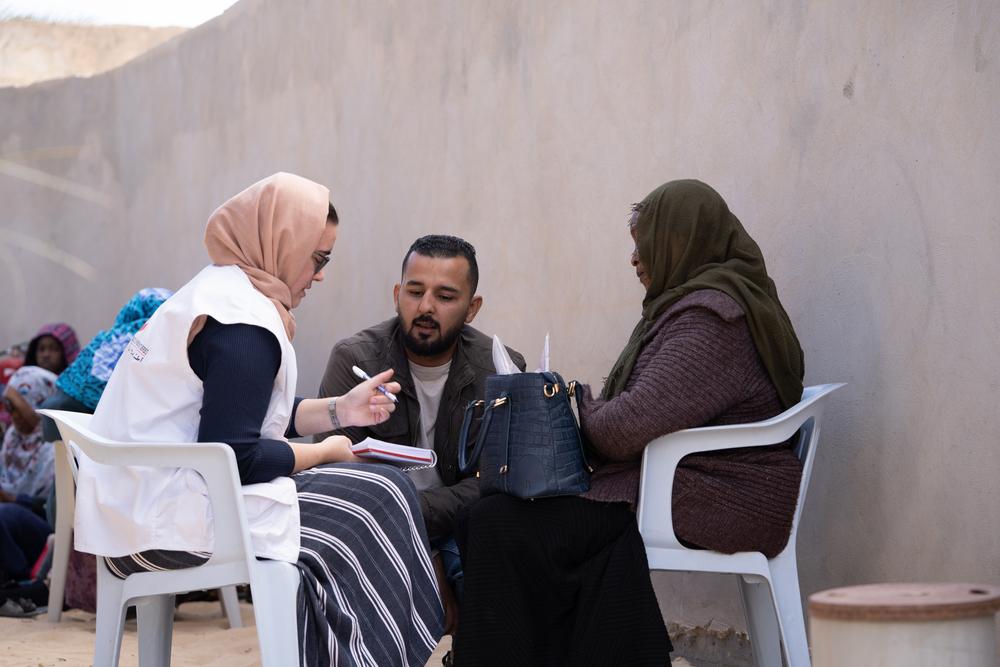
[
  {"xmin": 555, "ymin": 375, "xmax": 595, "ymax": 474},
  {"xmin": 458, "ymin": 397, "xmax": 504, "ymax": 474}
]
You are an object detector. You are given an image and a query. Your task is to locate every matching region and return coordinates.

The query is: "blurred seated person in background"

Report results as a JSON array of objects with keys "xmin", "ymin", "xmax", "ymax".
[
  {"xmin": 39, "ymin": 289, "xmax": 172, "ymax": 442},
  {"xmin": 24, "ymin": 323, "xmax": 79, "ymax": 376},
  {"xmin": 0, "ymin": 323, "xmax": 80, "ymax": 439},
  {"xmin": 0, "ymin": 367, "xmax": 59, "ymax": 599}
]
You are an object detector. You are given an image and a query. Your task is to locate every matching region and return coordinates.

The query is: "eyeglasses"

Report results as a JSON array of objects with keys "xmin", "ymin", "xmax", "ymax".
[{"xmin": 312, "ymin": 252, "xmax": 331, "ymax": 274}]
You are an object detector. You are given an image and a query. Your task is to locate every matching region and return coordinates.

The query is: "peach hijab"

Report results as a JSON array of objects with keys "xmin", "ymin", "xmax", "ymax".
[{"xmin": 203, "ymin": 172, "xmax": 330, "ymax": 341}]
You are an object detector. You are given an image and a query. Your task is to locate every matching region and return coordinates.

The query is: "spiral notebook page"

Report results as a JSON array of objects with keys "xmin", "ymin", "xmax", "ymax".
[{"xmin": 351, "ymin": 437, "xmax": 438, "ymax": 470}]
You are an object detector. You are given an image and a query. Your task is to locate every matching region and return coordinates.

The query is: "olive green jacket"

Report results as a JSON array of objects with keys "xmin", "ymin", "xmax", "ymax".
[{"xmin": 316, "ymin": 318, "xmax": 526, "ymax": 541}]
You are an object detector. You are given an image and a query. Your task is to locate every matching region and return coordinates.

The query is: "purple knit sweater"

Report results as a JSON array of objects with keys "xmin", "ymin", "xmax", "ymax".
[{"xmin": 578, "ymin": 289, "xmax": 802, "ymax": 558}]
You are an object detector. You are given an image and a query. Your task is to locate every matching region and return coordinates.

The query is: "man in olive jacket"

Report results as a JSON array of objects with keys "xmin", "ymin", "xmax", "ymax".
[{"xmin": 316, "ymin": 235, "xmax": 525, "ymax": 632}]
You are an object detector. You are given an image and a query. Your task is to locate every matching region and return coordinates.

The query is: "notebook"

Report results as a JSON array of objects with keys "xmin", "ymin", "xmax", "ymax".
[{"xmin": 351, "ymin": 437, "xmax": 438, "ymax": 470}]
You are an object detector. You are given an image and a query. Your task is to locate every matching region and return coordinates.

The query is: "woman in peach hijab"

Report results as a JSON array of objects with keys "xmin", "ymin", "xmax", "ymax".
[{"xmin": 78, "ymin": 173, "xmax": 443, "ymax": 666}]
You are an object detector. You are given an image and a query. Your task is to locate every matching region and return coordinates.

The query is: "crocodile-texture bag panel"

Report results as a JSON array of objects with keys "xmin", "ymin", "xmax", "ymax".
[{"xmin": 478, "ymin": 372, "xmax": 591, "ymax": 499}]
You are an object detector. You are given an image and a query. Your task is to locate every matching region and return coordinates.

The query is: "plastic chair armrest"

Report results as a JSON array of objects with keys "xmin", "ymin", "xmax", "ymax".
[{"xmin": 636, "ymin": 393, "xmax": 830, "ymax": 551}]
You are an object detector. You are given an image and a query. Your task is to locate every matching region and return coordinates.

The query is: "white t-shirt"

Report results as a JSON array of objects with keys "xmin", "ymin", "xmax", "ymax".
[{"xmin": 407, "ymin": 359, "xmax": 451, "ymax": 492}]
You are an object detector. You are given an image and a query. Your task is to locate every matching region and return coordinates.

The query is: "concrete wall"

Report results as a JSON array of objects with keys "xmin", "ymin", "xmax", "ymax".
[{"xmin": 2, "ymin": 0, "xmax": 998, "ymax": 638}]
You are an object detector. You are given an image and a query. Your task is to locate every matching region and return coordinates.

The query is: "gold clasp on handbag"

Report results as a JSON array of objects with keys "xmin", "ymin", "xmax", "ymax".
[
  {"xmin": 492, "ymin": 397, "xmax": 508, "ymax": 408},
  {"xmin": 499, "ymin": 464, "xmax": 508, "ymax": 474},
  {"xmin": 543, "ymin": 383, "xmax": 560, "ymax": 398},
  {"xmin": 567, "ymin": 381, "xmax": 577, "ymax": 397}
]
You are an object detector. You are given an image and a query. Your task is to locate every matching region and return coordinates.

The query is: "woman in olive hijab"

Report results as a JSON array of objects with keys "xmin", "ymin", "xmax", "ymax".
[
  {"xmin": 454, "ymin": 180, "xmax": 804, "ymax": 667},
  {"xmin": 604, "ymin": 179, "xmax": 803, "ymax": 407}
]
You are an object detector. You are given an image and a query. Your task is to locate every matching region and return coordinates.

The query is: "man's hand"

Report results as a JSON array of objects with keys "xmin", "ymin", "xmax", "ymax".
[
  {"xmin": 0, "ymin": 489, "xmax": 15, "ymax": 504},
  {"xmin": 433, "ymin": 552, "xmax": 459, "ymax": 635}
]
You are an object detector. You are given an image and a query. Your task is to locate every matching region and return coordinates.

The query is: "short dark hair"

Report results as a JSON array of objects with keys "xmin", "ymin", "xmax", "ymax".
[
  {"xmin": 328, "ymin": 202, "xmax": 339, "ymax": 224},
  {"xmin": 401, "ymin": 235, "xmax": 479, "ymax": 293}
]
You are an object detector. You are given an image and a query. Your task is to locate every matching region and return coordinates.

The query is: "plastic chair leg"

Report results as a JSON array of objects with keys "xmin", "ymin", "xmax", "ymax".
[
  {"xmin": 219, "ymin": 585, "xmax": 242, "ymax": 628},
  {"xmin": 136, "ymin": 594, "xmax": 175, "ymax": 667},
  {"xmin": 739, "ymin": 574, "xmax": 783, "ymax": 667},
  {"xmin": 48, "ymin": 439, "xmax": 75, "ymax": 622},
  {"xmin": 93, "ymin": 561, "xmax": 128, "ymax": 667},
  {"xmin": 768, "ymin": 553, "xmax": 810, "ymax": 667},
  {"xmin": 251, "ymin": 563, "xmax": 301, "ymax": 667},
  {"xmin": 46, "ymin": 532, "xmax": 69, "ymax": 622}
]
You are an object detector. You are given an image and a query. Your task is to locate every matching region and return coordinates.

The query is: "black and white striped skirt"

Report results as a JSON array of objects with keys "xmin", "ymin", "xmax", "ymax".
[{"xmin": 107, "ymin": 463, "xmax": 444, "ymax": 666}]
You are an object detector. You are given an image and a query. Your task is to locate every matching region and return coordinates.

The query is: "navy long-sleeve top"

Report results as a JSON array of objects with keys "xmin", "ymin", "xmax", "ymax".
[{"xmin": 188, "ymin": 317, "xmax": 301, "ymax": 484}]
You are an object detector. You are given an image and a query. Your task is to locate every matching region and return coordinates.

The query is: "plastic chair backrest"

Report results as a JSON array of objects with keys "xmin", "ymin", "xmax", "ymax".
[
  {"xmin": 785, "ymin": 384, "xmax": 841, "ymax": 548},
  {"xmin": 39, "ymin": 409, "xmax": 256, "ymax": 574}
]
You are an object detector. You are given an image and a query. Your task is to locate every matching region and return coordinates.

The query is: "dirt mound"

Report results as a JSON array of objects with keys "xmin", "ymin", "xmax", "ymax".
[{"xmin": 0, "ymin": 19, "xmax": 185, "ymax": 88}]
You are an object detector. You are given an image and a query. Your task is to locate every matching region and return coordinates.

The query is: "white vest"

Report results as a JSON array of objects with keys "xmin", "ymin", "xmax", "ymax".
[{"xmin": 75, "ymin": 265, "xmax": 301, "ymax": 562}]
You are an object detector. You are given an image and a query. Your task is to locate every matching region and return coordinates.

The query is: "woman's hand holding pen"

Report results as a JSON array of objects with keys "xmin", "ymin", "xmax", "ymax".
[
  {"xmin": 336, "ymin": 368, "xmax": 401, "ymax": 427},
  {"xmin": 290, "ymin": 369, "xmax": 401, "ymax": 437}
]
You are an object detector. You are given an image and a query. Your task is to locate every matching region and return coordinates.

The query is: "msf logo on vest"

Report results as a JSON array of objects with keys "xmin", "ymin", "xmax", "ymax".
[{"xmin": 125, "ymin": 336, "xmax": 150, "ymax": 363}]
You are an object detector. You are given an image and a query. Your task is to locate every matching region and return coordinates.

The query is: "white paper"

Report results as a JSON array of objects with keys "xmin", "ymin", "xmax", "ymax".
[
  {"xmin": 536, "ymin": 332, "xmax": 550, "ymax": 372},
  {"xmin": 492, "ymin": 335, "xmax": 522, "ymax": 375}
]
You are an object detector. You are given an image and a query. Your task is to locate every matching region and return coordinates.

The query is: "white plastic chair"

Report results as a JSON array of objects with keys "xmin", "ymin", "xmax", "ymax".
[
  {"xmin": 41, "ymin": 409, "xmax": 301, "ymax": 667},
  {"xmin": 46, "ymin": 439, "xmax": 243, "ymax": 628},
  {"xmin": 637, "ymin": 383, "xmax": 844, "ymax": 667}
]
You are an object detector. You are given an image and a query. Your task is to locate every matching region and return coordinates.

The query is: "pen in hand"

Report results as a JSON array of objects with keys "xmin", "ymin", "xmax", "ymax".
[{"xmin": 352, "ymin": 365, "xmax": 400, "ymax": 403}]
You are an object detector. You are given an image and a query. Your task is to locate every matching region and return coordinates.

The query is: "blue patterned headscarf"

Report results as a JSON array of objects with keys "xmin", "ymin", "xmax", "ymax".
[{"xmin": 55, "ymin": 288, "xmax": 172, "ymax": 410}]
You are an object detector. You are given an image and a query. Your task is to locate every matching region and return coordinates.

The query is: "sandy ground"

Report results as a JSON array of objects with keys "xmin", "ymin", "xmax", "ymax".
[
  {"xmin": 0, "ymin": 602, "xmax": 450, "ymax": 667},
  {"xmin": 0, "ymin": 601, "xmax": 695, "ymax": 666}
]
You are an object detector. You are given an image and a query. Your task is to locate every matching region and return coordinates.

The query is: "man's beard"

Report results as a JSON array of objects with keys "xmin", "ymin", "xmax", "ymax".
[{"xmin": 398, "ymin": 314, "xmax": 463, "ymax": 358}]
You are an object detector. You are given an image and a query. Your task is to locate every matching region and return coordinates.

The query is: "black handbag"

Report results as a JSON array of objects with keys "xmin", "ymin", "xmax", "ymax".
[{"xmin": 457, "ymin": 371, "xmax": 593, "ymax": 499}]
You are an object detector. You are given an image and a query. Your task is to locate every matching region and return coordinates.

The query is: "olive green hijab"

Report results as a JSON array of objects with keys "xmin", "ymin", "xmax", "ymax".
[{"xmin": 601, "ymin": 179, "xmax": 804, "ymax": 409}]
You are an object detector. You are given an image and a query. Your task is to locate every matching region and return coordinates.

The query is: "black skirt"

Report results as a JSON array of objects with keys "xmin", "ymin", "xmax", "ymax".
[{"xmin": 453, "ymin": 494, "xmax": 672, "ymax": 667}]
